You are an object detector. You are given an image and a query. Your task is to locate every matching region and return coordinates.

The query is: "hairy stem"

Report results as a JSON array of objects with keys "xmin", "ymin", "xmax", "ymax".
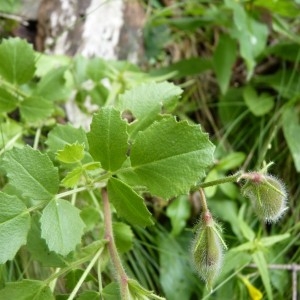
[
  {"xmin": 102, "ymin": 188, "xmax": 129, "ymax": 299},
  {"xmin": 192, "ymin": 172, "xmax": 243, "ymax": 191},
  {"xmin": 198, "ymin": 188, "xmax": 209, "ymax": 212}
]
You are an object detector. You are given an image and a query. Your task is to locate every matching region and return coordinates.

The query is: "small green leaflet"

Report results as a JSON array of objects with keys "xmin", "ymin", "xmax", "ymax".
[
  {"xmin": 40, "ymin": 198, "xmax": 85, "ymax": 255},
  {"xmin": 119, "ymin": 81, "xmax": 182, "ymax": 137},
  {"xmin": 62, "ymin": 167, "xmax": 83, "ymax": 188},
  {"xmin": 0, "ymin": 280, "xmax": 54, "ymax": 300},
  {"xmin": 56, "ymin": 142, "xmax": 85, "ymax": 163},
  {"xmin": 0, "ymin": 192, "xmax": 31, "ymax": 263},
  {"xmin": 0, "ymin": 37, "xmax": 36, "ymax": 84},
  {"xmin": 124, "ymin": 117, "xmax": 215, "ymax": 199},
  {"xmin": 107, "ymin": 177, "xmax": 153, "ymax": 226},
  {"xmin": 2, "ymin": 146, "xmax": 59, "ymax": 201},
  {"xmin": 87, "ymin": 107, "xmax": 128, "ymax": 171}
]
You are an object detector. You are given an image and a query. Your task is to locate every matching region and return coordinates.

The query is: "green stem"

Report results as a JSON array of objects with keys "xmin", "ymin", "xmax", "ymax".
[
  {"xmin": 45, "ymin": 249, "xmax": 102, "ymax": 285},
  {"xmin": 192, "ymin": 172, "xmax": 242, "ymax": 191},
  {"xmin": 0, "ymin": 132, "xmax": 22, "ymax": 155},
  {"xmin": 0, "ymin": 78, "xmax": 28, "ymax": 99},
  {"xmin": 102, "ymin": 188, "xmax": 129, "ymax": 300},
  {"xmin": 198, "ymin": 188, "xmax": 209, "ymax": 212},
  {"xmin": 33, "ymin": 126, "xmax": 42, "ymax": 150},
  {"xmin": 67, "ymin": 248, "xmax": 104, "ymax": 300}
]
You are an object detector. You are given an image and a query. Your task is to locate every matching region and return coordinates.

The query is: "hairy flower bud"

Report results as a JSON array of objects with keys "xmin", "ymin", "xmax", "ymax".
[
  {"xmin": 191, "ymin": 211, "xmax": 226, "ymax": 290},
  {"xmin": 241, "ymin": 172, "xmax": 287, "ymax": 222}
]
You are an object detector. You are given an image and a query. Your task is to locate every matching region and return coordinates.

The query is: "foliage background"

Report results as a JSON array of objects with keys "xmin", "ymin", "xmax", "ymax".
[{"xmin": 0, "ymin": 0, "xmax": 300, "ymax": 299}]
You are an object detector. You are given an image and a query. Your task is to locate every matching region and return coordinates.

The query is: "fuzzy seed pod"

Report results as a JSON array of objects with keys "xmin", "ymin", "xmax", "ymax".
[
  {"xmin": 241, "ymin": 172, "xmax": 287, "ymax": 223},
  {"xmin": 192, "ymin": 211, "xmax": 226, "ymax": 289}
]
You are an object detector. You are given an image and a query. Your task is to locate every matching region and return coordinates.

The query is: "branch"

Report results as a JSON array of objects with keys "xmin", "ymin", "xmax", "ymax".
[{"xmin": 102, "ymin": 188, "xmax": 129, "ymax": 299}]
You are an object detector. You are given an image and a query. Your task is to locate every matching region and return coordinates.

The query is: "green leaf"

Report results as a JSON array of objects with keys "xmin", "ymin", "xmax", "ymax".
[
  {"xmin": 126, "ymin": 117, "xmax": 215, "ymax": 199},
  {"xmin": 0, "ymin": 280, "xmax": 54, "ymax": 300},
  {"xmin": 0, "ymin": 192, "xmax": 31, "ymax": 263},
  {"xmin": 0, "ymin": 38, "xmax": 36, "ymax": 84},
  {"xmin": 113, "ymin": 222, "xmax": 134, "ymax": 253},
  {"xmin": 34, "ymin": 67, "xmax": 69, "ymax": 101},
  {"xmin": 107, "ymin": 177, "xmax": 153, "ymax": 226},
  {"xmin": 166, "ymin": 195, "xmax": 191, "ymax": 236},
  {"xmin": 282, "ymin": 108, "xmax": 300, "ymax": 172},
  {"xmin": 46, "ymin": 124, "xmax": 89, "ymax": 153},
  {"xmin": 80, "ymin": 206, "xmax": 100, "ymax": 232},
  {"xmin": 243, "ymin": 86, "xmax": 274, "ymax": 116},
  {"xmin": 149, "ymin": 57, "xmax": 212, "ymax": 79},
  {"xmin": 252, "ymin": 251, "xmax": 273, "ymax": 300},
  {"xmin": 0, "ymin": 87, "xmax": 18, "ymax": 113},
  {"xmin": 226, "ymin": 1, "xmax": 268, "ymax": 79},
  {"xmin": 253, "ymin": 0, "xmax": 300, "ymax": 17},
  {"xmin": 2, "ymin": 146, "xmax": 59, "ymax": 201},
  {"xmin": 220, "ymin": 250, "xmax": 251, "ymax": 281},
  {"xmin": 119, "ymin": 82, "xmax": 182, "ymax": 136},
  {"xmin": 61, "ymin": 167, "xmax": 84, "ymax": 188},
  {"xmin": 255, "ymin": 70, "xmax": 300, "ymax": 99},
  {"xmin": 56, "ymin": 142, "xmax": 85, "ymax": 163},
  {"xmin": 216, "ymin": 152, "xmax": 246, "ymax": 171},
  {"xmin": 20, "ymin": 96, "xmax": 54, "ymax": 123},
  {"xmin": 27, "ymin": 215, "xmax": 66, "ymax": 267},
  {"xmin": 87, "ymin": 107, "xmax": 128, "ymax": 171},
  {"xmin": 213, "ymin": 35, "xmax": 237, "ymax": 94},
  {"xmin": 260, "ymin": 233, "xmax": 290, "ymax": 247},
  {"xmin": 40, "ymin": 198, "xmax": 85, "ymax": 255},
  {"xmin": 86, "ymin": 58, "xmax": 107, "ymax": 81}
]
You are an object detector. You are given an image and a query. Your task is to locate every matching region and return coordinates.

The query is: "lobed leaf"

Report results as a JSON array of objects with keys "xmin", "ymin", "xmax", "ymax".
[
  {"xmin": 124, "ymin": 117, "xmax": 215, "ymax": 199},
  {"xmin": 56, "ymin": 142, "xmax": 85, "ymax": 163},
  {"xmin": 0, "ymin": 192, "xmax": 31, "ymax": 263},
  {"xmin": 119, "ymin": 81, "xmax": 182, "ymax": 137},
  {"xmin": 107, "ymin": 177, "xmax": 153, "ymax": 227},
  {"xmin": 87, "ymin": 107, "xmax": 128, "ymax": 171},
  {"xmin": 40, "ymin": 198, "xmax": 85, "ymax": 256},
  {"xmin": 2, "ymin": 146, "xmax": 59, "ymax": 201}
]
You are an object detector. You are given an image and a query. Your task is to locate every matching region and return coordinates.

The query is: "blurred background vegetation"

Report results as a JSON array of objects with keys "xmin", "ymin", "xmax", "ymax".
[{"xmin": 1, "ymin": 0, "xmax": 300, "ymax": 299}]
